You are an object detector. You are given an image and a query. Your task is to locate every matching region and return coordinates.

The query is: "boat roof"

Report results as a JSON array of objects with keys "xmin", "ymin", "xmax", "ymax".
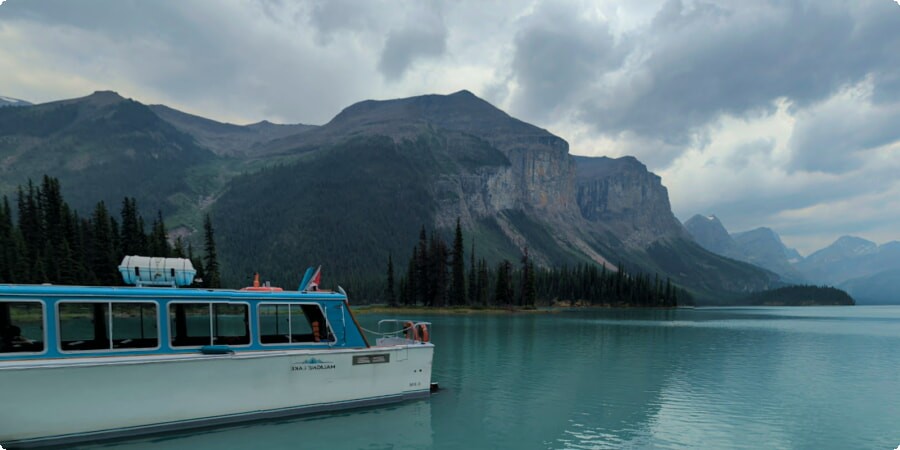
[{"xmin": 0, "ymin": 284, "xmax": 347, "ymax": 302}]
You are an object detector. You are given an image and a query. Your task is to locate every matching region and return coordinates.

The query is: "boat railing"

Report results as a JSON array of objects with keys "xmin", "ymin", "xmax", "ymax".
[{"xmin": 372, "ymin": 319, "xmax": 433, "ymax": 346}]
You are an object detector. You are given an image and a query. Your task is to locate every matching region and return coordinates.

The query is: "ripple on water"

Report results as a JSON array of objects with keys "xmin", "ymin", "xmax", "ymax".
[{"xmin": 68, "ymin": 307, "xmax": 900, "ymax": 450}]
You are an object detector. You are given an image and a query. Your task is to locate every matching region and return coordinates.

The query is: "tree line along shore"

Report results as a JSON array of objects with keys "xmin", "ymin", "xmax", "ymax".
[{"xmin": 1, "ymin": 176, "xmax": 688, "ymax": 308}]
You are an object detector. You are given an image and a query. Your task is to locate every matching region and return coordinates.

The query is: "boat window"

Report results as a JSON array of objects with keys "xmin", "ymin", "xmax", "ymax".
[
  {"xmin": 59, "ymin": 302, "xmax": 158, "ymax": 351},
  {"xmin": 170, "ymin": 303, "xmax": 212, "ymax": 347},
  {"xmin": 59, "ymin": 303, "xmax": 110, "ymax": 350},
  {"xmin": 112, "ymin": 303, "xmax": 158, "ymax": 349},
  {"xmin": 170, "ymin": 302, "xmax": 249, "ymax": 347},
  {"xmin": 214, "ymin": 303, "xmax": 250, "ymax": 346},
  {"xmin": 258, "ymin": 303, "xmax": 332, "ymax": 345},
  {"xmin": 0, "ymin": 301, "xmax": 45, "ymax": 354}
]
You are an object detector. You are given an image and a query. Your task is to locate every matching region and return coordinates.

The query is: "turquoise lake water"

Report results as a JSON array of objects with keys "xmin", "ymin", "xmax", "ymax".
[{"xmin": 74, "ymin": 306, "xmax": 900, "ymax": 449}]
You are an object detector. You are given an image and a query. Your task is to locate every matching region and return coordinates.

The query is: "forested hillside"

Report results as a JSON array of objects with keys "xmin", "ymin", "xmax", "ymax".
[
  {"xmin": 385, "ymin": 220, "xmax": 689, "ymax": 308},
  {"xmin": 0, "ymin": 177, "xmax": 220, "ymax": 288},
  {"xmin": 743, "ymin": 286, "xmax": 854, "ymax": 306},
  {"xmin": 1, "ymin": 90, "xmax": 780, "ymax": 304}
]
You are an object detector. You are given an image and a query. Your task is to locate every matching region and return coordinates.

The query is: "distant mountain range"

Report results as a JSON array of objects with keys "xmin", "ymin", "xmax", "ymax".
[
  {"xmin": 0, "ymin": 90, "xmax": 779, "ymax": 303},
  {"xmin": 0, "ymin": 95, "xmax": 32, "ymax": 108},
  {"xmin": 685, "ymin": 215, "xmax": 900, "ymax": 304}
]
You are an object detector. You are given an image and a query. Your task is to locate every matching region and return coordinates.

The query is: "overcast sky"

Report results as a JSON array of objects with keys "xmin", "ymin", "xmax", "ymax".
[{"xmin": 1, "ymin": 0, "xmax": 899, "ymax": 254}]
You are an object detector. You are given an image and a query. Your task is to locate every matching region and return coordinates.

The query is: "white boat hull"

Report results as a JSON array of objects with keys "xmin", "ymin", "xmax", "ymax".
[{"xmin": 0, "ymin": 344, "xmax": 434, "ymax": 447}]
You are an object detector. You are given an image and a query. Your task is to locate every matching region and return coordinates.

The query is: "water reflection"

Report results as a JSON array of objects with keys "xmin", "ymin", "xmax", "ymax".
[
  {"xmin": 73, "ymin": 399, "xmax": 433, "ymax": 450},
  {"xmin": 60, "ymin": 307, "xmax": 900, "ymax": 450}
]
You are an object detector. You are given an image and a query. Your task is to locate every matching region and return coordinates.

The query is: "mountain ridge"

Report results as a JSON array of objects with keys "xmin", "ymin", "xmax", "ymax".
[
  {"xmin": 685, "ymin": 213, "xmax": 899, "ymax": 303},
  {"xmin": 0, "ymin": 90, "xmax": 779, "ymax": 303}
]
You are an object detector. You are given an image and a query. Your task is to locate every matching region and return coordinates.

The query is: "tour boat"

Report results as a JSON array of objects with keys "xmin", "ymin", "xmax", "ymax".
[{"xmin": 0, "ymin": 257, "xmax": 435, "ymax": 448}]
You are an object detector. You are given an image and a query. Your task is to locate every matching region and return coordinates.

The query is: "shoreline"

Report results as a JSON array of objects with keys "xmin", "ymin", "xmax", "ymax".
[{"xmin": 352, "ymin": 303, "xmax": 681, "ymax": 315}]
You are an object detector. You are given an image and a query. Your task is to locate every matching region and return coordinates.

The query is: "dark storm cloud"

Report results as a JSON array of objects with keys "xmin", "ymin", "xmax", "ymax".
[
  {"xmin": 307, "ymin": 0, "xmax": 379, "ymax": 44},
  {"xmin": 509, "ymin": 1, "xmax": 621, "ymax": 121},
  {"xmin": 378, "ymin": 22, "xmax": 447, "ymax": 81},
  {"xmin": 509, "ymin": 0, "xmax": 900, "ymax": 166},
  {"xmin": 0, "ymin": 0, "xmax": 376, "ymax": 123},
  {"xmin": 376, "ymin": 3, "xmax": 447, "ymax": 82}
]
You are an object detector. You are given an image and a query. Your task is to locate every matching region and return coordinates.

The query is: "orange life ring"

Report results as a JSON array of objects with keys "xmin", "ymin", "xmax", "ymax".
[
  {"xmin": 417, "ymin": 324, "xmax": 429, "ymax": 343},
  {"xmin": 404, "ymin": 321, "xmax": 418, "ymax": 341}
]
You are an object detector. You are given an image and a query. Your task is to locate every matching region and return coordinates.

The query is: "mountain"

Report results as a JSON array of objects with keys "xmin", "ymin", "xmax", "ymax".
[
  {"xmin": 211, "ymin": 91, "xmax": 776, "ymax": 302},
  {"xmin": 731, "ymin": 227, "xmax": 804, "ymax": 281},
  {"xmin": 149, "ymin": 104, "xmax": 316, "ymax": 157},
  {"xmin": 796, "ymin": 237, "xmax": 900, "ymax": 303},
  {"xmin": 684, "ymin": 215, "xmax": 805, "ymax": 282},
  {"xmin": 0, "ymin": 95, "xmax": 32, "ymax": 108},
  {"xmin": 797, "ymin": 236, "xmax": 881, "ymax": 284},
  {"xmin": 0, "ymin": 90, "xmax": 778, "ymax": 303},
  {"xmin": 574, "ymin": 156, "xmax": 689, "ymax": 247},
  {"xmin": 0, "ymin": 91, "xmax": 214, "ymax": 214},
  {"xmin": 685, "ymin": 211, "xmax": 900, "ymax": 303},
  {"xmin": 840, "ymin": 269, "xmax": 900, "ymax": 304},
  {"xmin": 684, "ymin": 215, "xmax": 743, "ymax": 258}
]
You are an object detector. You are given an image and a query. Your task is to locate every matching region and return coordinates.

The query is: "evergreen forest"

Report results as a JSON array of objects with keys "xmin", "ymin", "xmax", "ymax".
[
  {"xmin": 387, "ymin": 219, "xmax": 690, "ymax": 308},
  {"xmin": 743, "ymin": 285, "xmax": 854, "ymax": 306},
  {"xmin": 1, "ymin": 176, "xmax": 688, "ymax": 307},
  {"xmin": 0, "ymin": 176, "xmax": 220, "ymax": 287}
]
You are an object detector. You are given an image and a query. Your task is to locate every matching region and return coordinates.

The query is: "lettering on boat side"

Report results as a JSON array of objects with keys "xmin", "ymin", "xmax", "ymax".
[
  {"xmin": 291, "ymin": 357, "xmax": 336, "ymax": 371},
  {"xmin": 353, "ymin": 354, "xmax": 390, "ymax": 365}
]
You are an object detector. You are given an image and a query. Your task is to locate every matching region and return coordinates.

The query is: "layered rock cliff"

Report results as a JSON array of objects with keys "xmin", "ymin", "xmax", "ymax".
[{"xmin": 574, "ymin": 156, "xmax": 688, "ymax": 247}]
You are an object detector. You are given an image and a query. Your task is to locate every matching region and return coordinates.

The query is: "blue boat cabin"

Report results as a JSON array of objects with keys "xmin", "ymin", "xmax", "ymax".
[{"xmin": 0, "ymin": 285, "xmax": 370, "ymax": 361}]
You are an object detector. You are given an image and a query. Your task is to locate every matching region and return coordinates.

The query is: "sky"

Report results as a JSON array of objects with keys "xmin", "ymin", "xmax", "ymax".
[{"xmin": 1, "ymin": 0, "xmax": 899, "ymax": 255}]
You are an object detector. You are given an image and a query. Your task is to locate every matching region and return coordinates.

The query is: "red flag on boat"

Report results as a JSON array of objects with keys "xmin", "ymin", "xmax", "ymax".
[{"xmin": 305, "ymin": 266, "xmax": 321, "ymax": 291}]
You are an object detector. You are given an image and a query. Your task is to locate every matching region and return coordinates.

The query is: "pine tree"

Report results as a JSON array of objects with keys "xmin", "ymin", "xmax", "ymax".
[
  {"xmin": 467, "ymin": 242, "xmax": 477, "ymax": 306},
  {"xmin": 405, "ymin": 247, "xmax": 417, "ymax": 306},
  {"xmin": 202, "ymin": 214, "xmax": 221, "ymax": 288},
  {"xmin": 520, "ymin": 247, "xmax": 536, "ymax": 307},
  {"xmin": 476, "ymin": 258, "xmax": 489, "ymax": 306},
  {"xmin": 427, "ymin": 232, "xmax": 448, "ymax": 307},
  {"xmin": 415, "ymin": 226, "xmax": 429, "ymax": 305},
  {"xmin": 0, "ymin": 197, "xmax": 14, "ymax": 281},
  {"xmin": 449, "ymin": 218, "xmax": 466, "ymax": 306},
  {"xmin": 149, "ymin": 210, "xmax": 170, "ymax": 257},
  {"xmin": 88, "ymin": 201, "xmax": 118, "ymax": 285},
  {"xmin": 385, "ymin": 252, "xmax": 396, "ymax": 306},
  {"xmin": 119, "ymin": 197, "xmax": 145, "ymax": 256},
  {"xmin": 495, "ymin": 259, "xmax": 513, "ymax": 306},
  {"xmin": 17, "ymin": 182, "xmax": 43, "ymax": 282}
]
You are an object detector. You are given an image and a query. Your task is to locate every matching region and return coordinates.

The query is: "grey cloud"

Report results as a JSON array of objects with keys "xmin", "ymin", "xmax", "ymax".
[
  {"xmin": 600, "ymin": 1, "xmax": 898, "ymax": 137},
  {"xmin": 377, "ymin": 11, "xmax": 447, "ymax": 81},
  {"xmin": 789, "ymin": 97, "xmax": 900, "ymax": 174},
  {"xmin": 509, "ymin": 1, "xmax": 620, "ymax": 121},
  {"xmin": 0, "ymin": 0, "xmax": 376, "ymax": 124},
  {"xmin": 307, "ymin": 0, "xmax": 379, "ymax": 44},
  {"xmin": 722, "ymin": 138, "xmax": 774, "ymax": 170},
  {"xmin": 508, "ymin": 0, "xmax": 900, "ymax": 167}
]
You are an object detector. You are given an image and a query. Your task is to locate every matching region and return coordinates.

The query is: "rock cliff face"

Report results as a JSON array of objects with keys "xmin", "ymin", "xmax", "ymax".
[
  {"xmin": 684, "ymin": 214, "xmax": 743, "ymax": 258},
  {"xmin": 335, "ymin": 91, "xmax": 575, "ymax": 217},
  {"xmin": 573, "ymin": 156, "xmax": 688, "ymax": 247},
  {"xmin": 267, "ymin": 90, "xmax": 579, "ymax": 246},
  {"xmin": 731, "ymin": 227, "xmax": 804, "ymax": 280}
]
